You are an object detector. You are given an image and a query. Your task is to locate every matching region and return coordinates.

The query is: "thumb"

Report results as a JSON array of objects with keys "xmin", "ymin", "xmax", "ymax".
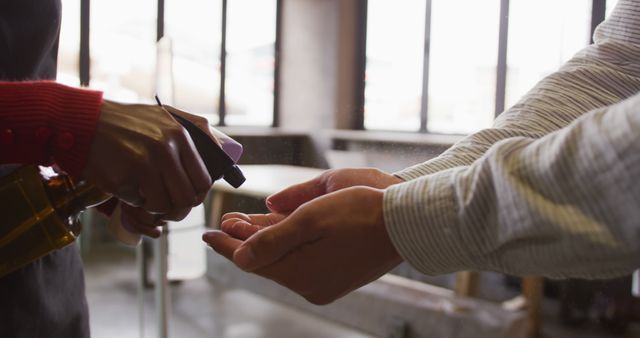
[
  {"xmin": 233, "ymin": 216, "xmax": 317, "ymax": 271},
  {"xmin": 266, "ymin": 175, "xmax": 326, "ymax": 213}
]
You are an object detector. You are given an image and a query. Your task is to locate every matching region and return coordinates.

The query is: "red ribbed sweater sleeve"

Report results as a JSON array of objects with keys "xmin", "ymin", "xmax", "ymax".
[{"xmin": 0, "ymin": 81, "xmax": 103, "ymax": 178}]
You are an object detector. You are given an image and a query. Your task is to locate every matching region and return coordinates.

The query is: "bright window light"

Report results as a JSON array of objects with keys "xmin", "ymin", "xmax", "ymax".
[
  {"xmin": 225, "ymin": 0, "xmax": 277, "ymax": 126},
  {"xmin": 505, "ymin": 0, "xmax": 591, "ymax": 110},
  {"xmin": 90, "ymin": 0, "xmax": 157, "ymax": 103},
  {"xmin": 364, "ymin": 0, "xmax": 426, "ymax": 131},
  {"xmin": 165, "ymin": 0, "xmax": 222, "ymax": 122}
]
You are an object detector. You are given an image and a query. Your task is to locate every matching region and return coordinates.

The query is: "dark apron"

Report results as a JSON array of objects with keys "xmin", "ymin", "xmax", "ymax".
[{"xmin": 0, "ymin": 0, "xmax": 90, "ymax": 337}]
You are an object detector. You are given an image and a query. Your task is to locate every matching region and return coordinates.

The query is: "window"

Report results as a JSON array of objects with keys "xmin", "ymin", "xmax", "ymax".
[
  {"xmin": 90, "ymin": 0, "xmax": 157, "ymax": 103},
  {"xmin": 364, "ymin": 0, "xmax": 426, "ymax": 131},
  {"xmin": 165, "ymin": 0, "xmax": 222, "ymax": 121},
  {"xmin": 58, "ymin": 0, "xmax": 81, "ymax": 86},
  {"xmin": 364, "ymin": 0, "xmax": 609, "ymax": 135},
  {"xmin": 225, "ymin": 0, "xmax": 277, "ymax": 126},
  {"xmin": 505, "ymin": 0, "xmax": 591, "ymax": 109},
  {"xmin": 58, "ymin": 0, "xmax": 279, "ymax": 125},
  {"xmin": 427, "ymin": 0, "xmax": 500, "ymax": 134},
  {"xmin": 607, "ymin": 0, "xmax": 620, "ymax": 16}
]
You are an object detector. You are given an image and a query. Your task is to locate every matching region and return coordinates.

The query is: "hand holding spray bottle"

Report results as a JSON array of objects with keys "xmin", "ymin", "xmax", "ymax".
[{"xmin": 0, "ymin": 104, "xmax": 245, "ymax": 277}]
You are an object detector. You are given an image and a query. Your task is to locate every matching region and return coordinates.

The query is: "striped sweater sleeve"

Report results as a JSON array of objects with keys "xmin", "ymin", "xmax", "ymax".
[
  {"xmin": 395, "ymin": 0, "xmax": 640, "ymax": 180},
  {"xmin": 384, "ymin": 92, "xmax": 640, "ymax": 279},
  {"xmin": 0, "ymin": 81, "xmax": 103, "ymax": 178}
]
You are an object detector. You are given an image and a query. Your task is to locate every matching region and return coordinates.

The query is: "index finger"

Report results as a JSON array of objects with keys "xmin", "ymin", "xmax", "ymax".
[
  {"xmin": 202, "ymin": 230, "xmax": 242, "ymax": 261},
  {"xmin": 231, "ymin": 214, "xmax": 319, "ymax": 272},
  {"xmin": 177, "ymin": 133, "xmax": 212, "ymax": 203},
  {"xmin": 266, "ymin": 176, "xmax": 326, "ymax": 213},
  {"xmin": 222, "ymin": 212, "xmax": 286, "ymax": 227}
]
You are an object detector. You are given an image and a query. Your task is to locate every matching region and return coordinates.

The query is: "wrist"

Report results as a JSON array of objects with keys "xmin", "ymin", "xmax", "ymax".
[
  {"xmin": 47, "ymin": 84, "xmax": 103, "ymax": 178},
  {"xmin": 360, "ymin": 186, "xmax": 403, "ymax": 265}
]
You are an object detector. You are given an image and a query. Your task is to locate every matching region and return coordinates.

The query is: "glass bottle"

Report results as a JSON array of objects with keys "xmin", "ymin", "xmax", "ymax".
[{"xmin": 0, "ymin": 165, "xmax": 110, "ymax": 277}]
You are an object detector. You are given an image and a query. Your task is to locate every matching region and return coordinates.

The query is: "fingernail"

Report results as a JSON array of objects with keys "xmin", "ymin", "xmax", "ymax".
[
  {"xmin": 266, "ymin": 199, "xmax": 277, "ymax": 211},
  {"xmin": 197, "ymin": 189, "xmax": 209, "ymax": 201},
  {"xmin": 234, "ymin": 246, "xmax": 255, "ymax": 269},
  {"xmin": 202, "ymin": 231, "xmax": 216, "ymax": 242}
]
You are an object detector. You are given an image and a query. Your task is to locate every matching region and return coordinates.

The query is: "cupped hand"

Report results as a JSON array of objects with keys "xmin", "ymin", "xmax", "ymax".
[
  {"xmin": 82, "ymin": 100, "xmax": 212, "ymax": 219},
  {"xmin": 265, "ymin": 167, "xmax": 403, "ymax": 214},
  {"xmin": 203, "ymin": 186, "xmax": 403, "ymax": 305}
]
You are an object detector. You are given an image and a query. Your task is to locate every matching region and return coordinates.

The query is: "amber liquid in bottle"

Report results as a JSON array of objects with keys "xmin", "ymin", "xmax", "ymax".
[{"xmin": 0, "ymin": 165, "xmax": 110, "ymax": 277}]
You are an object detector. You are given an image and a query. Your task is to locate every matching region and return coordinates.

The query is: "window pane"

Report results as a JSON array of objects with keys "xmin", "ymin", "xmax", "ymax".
[
  {"xmin": 165, "ymin": 0, "xmax": 222, "ymax": 122},
  {"xmin": 505, "ymin": 0, "xmax": 591, "ymax": 110},
  {"xmin": 607, "ymin": 0, "xmax": 620, "ymax": 18},
  {"xmin": 90, "ymin": 0, "xmax": 156, "ymax": 103},
  {"xmin": 225, "ymin": 0, "xmax": 277, "ymax": 126},
  {"xmin": 427, "ymin": 0, "xmax": 500, "ymax": 134},
  {"xmin": 58, "ymin": 0, "xmax": 80, "ymax": 86},
  {"xmin": 364, "ymin": 0, "xmax": 426, "ymax": 131}
]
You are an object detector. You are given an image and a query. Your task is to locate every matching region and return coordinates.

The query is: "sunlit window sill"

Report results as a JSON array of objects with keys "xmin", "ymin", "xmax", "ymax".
[
  {"xmin": 218, "ymin": 126, "xmax": 464, "ymax": 148},
  {"xmin": 325, "ymin": 129, "xmax": 463, "ymax": 147},
  {"xmin": 217, "ymin": 126, "xmax": 308, "ymax": 138}
]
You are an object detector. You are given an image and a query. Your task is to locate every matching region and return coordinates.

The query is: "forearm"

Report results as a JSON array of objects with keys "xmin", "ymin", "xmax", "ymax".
[
  {"xmin": 0, "ymin": 81, "xmax": 103, "ymax": 177},
  {"xmin": 384, "ymin": 93, "xmax": 640, "ymax": 279},
  {"xmin": 396, "ymin": 0, "xmax": 640, "ymax": 180}
]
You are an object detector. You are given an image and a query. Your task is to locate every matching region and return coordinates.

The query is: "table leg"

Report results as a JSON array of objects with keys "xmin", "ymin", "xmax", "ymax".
[
  {"xmin": 454, "ymin": 271, "xmax": 479, "ymax": 297},
  {"xmin": 154, "ymin": 227, "xmax": 170, "ymax": 338},
  {"xmin": 522, "ymin": 276, "xmax": 543, "ymax": 338},
  {"xmin": 633, "ymin": 270, "xmax": 639, "ymax": 298},
  {"xmin": 137, "ymin": 242, "xmax": 145, "ymax": 338},
  {"xmin": 208, "ymin": 191, "xmax": 225, "ymax": 229}
]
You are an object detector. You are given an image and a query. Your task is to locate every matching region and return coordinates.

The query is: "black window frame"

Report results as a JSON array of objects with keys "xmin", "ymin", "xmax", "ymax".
[
  {"xmin": 77, "ymin": 0, "xmax": 282, "ymax": 127},
  {"xmin": 357, "ymin": 0, "xmax": 609, "ymax": 133}
]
